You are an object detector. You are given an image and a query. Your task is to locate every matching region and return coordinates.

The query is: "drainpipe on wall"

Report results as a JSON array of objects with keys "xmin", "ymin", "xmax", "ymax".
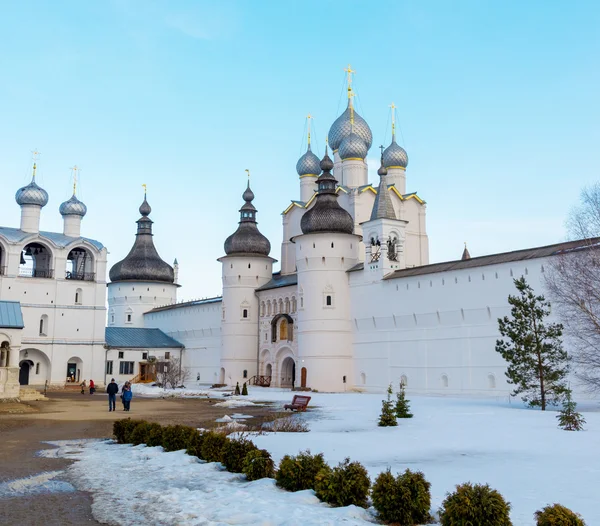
[
  {"xmin": 255, "ymin": 291, "xmax": 260, "ymax": 382},
  {"xmin": 104, "ymin": 345, "xmax": 109, "ymax": 386}
]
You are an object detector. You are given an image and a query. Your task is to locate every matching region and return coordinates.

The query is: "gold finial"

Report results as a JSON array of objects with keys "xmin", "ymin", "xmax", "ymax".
[
  {"xmin": 464, "ymin": 241, "xmax": 467, "ymax": 248},
  {"xmin": 307, "ymin": 114, "xmax": 312, "ymax": 146},
  {"xmin": 31, "ymin": 149, "xmax": 40, "ymax": 180},
  {"xmin": 70, "ymin": 165, "xmax": 80, "ymax": 195},
  {"xmin": 245, "ymin": 169, "xmax": 250, "ymax": 182},
  {"xmin": 344, "ymin": 64, "xmax": 355, "ymax": 99},
  {"xmin": 142, "ymin": 183, "xmax": 147, "ymax": 196},
  {"xmin": 390, "ymin": 102, "xmax": 396, "ymax": 139}
]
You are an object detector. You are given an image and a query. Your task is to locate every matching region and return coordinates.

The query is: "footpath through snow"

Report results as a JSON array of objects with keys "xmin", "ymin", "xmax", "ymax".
[{"xmin": 49, "ymin": 388, "xmax": 600, "ymax": 525}]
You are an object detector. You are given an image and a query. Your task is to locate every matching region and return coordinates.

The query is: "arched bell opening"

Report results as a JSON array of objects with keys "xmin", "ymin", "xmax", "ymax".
[
  {"xmin": 66, "ymin": 246, "xmax": 95, "ymax": 281},
  {"xmin": 19, "ymin": 242, "xmax": 53, "ymax": 278}
]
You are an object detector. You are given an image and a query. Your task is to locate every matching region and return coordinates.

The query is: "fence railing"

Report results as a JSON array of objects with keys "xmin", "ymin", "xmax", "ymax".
[
  {"xmin": 65, "ymin": 271, "xmax": 95, "ymax": 281},
  {"xmin": 19, "ymin": 268, "xmax": 54, "ymax": 278}
]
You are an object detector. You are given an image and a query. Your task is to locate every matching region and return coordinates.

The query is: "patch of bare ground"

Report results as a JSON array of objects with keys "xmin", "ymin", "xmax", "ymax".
[{"xmin": 0, "ymin": 391, "xmax": 278, "ymax": 525}]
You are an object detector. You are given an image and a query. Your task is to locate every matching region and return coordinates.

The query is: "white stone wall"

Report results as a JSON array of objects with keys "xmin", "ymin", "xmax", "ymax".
[
  {"xmin": 349, "ymin": 257, "xmax": 582, "ymax": 397},
  {"xmin": 108, "ymin": 281, "xmax": 178, "ymax": 328},
  {"xmin": 144, "ymin": 301, "xmax": 222, "ymax": 386},
  {"xmin": 0, "ymin": 234, "xmax": 108, "ymax": 388}
]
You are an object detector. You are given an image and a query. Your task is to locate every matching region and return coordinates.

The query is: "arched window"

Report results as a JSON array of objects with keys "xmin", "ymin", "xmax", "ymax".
[
  {"xmin": 125, "ymin": 307, "xmax": 133, "ymax": 324},
  {"xmin": 280, "ymin": 319, "xmax": 288, "ymax": 340},
  {"xmin": 360, "ymin": 372, "xmax": 366, "ymax": 385},
  {"xmin": 441, "ymin": 374, "xmax": 449, "ymax": 388},
  {"xmin": 66, "ymin": 247, "xmax": 94, "ymax": 281},
  {"xmin": 243, "ymin": 309, "xmax": 248, "ymax": 319},
  {"xmin": 39, "ymin": 314, "xmax": 48, "ymax": 336},
  {"xmin": 75, "ymin": 288, "xmax": 83, "ymax": 305},
  {"xmin": 488, "ymin": 374, "xmax": 496, "ymax": 389},
  {"xmin": 291, "ymin": 297, "xmax": 297, "ymax": 313},
  {"xmin": 243, "ymin": 369, "xmax": 248, "ymax": 378},
  {"xmin": 260, "ymin": 302, "xmax": 265, "ymax": 317},
  {"xmin": 401, "ymin": 374, "xmax": 408, "ymax": 387},
  {"xmin": 20, "ymin": 242, "xmax": 53, "ymax": 278},
  {"xmin": 326, "ymin": 295, "xmax": 332, "ymax": 306},
  {"xmin": 284, "ymin": 298, "xmax": 290, "ymax": 313},
  {"xmin": 267, "ymin": 301, "xmax": 272, "ymax": 316}
]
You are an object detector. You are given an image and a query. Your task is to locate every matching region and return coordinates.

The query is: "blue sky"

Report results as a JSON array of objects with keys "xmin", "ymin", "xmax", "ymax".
[{"xmin": 1, "ymin": 0, "xmax": 599, "ymax": 298}]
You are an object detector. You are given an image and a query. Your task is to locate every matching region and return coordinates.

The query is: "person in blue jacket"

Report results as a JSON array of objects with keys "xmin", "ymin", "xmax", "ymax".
[{"xmin": 122, "ymin": 382, "xmax": 133, "ymax": 411}]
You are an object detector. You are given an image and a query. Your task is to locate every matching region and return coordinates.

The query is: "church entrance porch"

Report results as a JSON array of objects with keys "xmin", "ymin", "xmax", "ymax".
[
  {"xmin": 66, "ymin": 356, "xmax": 83, "ymax": 384},
  {"xmin": 280, "ymin": 357, "xmax": 295, "ymax": 388}
]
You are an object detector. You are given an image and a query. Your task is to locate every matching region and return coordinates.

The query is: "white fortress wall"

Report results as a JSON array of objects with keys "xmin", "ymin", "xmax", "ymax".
[{"xmin": 144, "ymin": 299, "xmax": 222, "ymax": 386}]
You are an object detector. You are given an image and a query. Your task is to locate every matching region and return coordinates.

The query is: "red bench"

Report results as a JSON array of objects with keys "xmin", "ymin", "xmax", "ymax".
[{"xmin": 284, "ymin": 395, "xmax": 311, "ymax": 412}]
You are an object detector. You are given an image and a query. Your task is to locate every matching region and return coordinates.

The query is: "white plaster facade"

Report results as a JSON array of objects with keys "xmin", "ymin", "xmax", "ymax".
[{"xmin": 0, "ymin": 168, "xmax": 108, "ymax": 397}]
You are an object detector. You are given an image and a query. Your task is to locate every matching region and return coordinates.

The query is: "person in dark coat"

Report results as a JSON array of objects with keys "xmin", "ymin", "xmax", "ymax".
[
  {"xmin": 106, "ymin": 378, "xmax": 119, "ymax": 412},
  {"xmin": 122, "ymin": 383, "xmax": 133, "ymax": 411}
]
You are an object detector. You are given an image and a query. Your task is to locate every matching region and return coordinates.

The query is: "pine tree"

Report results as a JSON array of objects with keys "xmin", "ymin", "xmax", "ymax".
[
  {"xmin": 557, "ymin": 389, "xmax": 586, "ymax": 431},
  {"xmin": 235, "ymin": 382, "xmax": 241, "ymax": 396},
  {"xmin": 378, "ymin": 384, "xmax": 398, "ymax": 427},
  {"xmin": 495, "ymin": 277, "xmax": 569, "ymax": 410},
  {"xmin": 241, "ymin": 382, "xmax": 248, "ymax": 396},
  {"xmin": 395, "ymin": 382, "xmax": 413, "ymax": 418}
]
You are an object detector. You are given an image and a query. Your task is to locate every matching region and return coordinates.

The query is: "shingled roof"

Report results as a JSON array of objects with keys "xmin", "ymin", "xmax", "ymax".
[{"xmin": 381, "ymin": 238, "xmax": 600, "ymax": 280}]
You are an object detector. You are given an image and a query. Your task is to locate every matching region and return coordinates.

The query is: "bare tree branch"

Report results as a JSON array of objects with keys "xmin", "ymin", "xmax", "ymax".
[{"xmin": 156, "ymin": 357, "xmax": 190, "ymax": 389}]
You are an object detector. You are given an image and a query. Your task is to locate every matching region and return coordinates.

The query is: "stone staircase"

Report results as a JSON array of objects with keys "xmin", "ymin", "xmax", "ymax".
[{"xmin": 19, "ymin": 387, "xmax": 48, "ymax": 401}]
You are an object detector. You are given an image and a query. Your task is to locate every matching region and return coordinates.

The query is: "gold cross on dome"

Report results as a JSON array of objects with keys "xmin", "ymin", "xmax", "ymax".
[
  {"xmin": 307, "ymin": 114, "xmax": 312, "ymax": 145},
  {"xmin": 142, "ymin": 183, "xmax": 147, "ymax": 196},
  {"xmin": 70, "ymin": 165, "xmax": 80, "ymax": 194},
  {"xmin": 31, "ymin": 149, "xmax": 40, "ymax": 161}
]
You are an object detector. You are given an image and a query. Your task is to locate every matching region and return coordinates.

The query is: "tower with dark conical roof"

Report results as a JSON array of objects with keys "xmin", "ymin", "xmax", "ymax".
[
  {"xmin": 292, "ymin": 147, "xmax": 361, "ymax": 392},
  {"xmin": 218, "ymin": 175, "xmax": 275, "ymax": 387},
  {"xmin": 107, "ymin": 191, "xmax": 178, "ymax": 327}
]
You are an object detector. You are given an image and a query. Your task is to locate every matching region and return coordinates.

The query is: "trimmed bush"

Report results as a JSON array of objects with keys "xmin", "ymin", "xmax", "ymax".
[
  {"xmin": 314, "ymin": 458, "xmax": 370, "ymax": 508},
  {"xmin": 440, "ymin": 482, "xmax": 512, "ymax": 526},
  {"xmin": 185, "ymin": 430, "xmax": 205, "ymax": 458},
  {"xmin": 535, "ymin": 504, "xmax": 586, "ymax": 526},
  {"xmin": 395, "ymin": 382, "xmax": 413, "ymax": 418},
  {"xmin": 161, "ymin": 425, "xmax": 197, "ymax": 452},
  {"xmin": 243, "ymin": 448, "xmax": 275, "ymax": 481},
  {"xmin": 201, "ymin": 431, "xmax": 229, "ymax": 463},
  {"xmin": 222, "ymin": 437, "xmax": 258, "ymax": 473},
  {"xmin": 145, "ymin": 423, "xmax": 166, "ymax": 447},
  {"xmin": 241, "ymin": 383, "xmax": 248, "ymax": 396},
  {"xmin": 275, "ymin": 450, "xmax": 328, "ymax": 492},
  {"xmin": 130, "ymin": 421, "xmax": 153, "ymax": 446},
  {"xmin": 113, "ymin": 419, "xmax": 146, "ymax": 444},
  {"xmin": 235, "ymin": 382, "xmax": 241, "ymax": 395},
  {"xmin": 372, "ymin": 468, "xmax": 432, "ymax": 525}
]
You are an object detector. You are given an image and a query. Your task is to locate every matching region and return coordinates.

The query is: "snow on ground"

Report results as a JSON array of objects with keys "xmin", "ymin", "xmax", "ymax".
[
  {"xmin": 245, "ymin": 389, "xmax": 600, "ymax": 525},
  {"xmin": 48, "ymin": 388, "xmax": 599, "ymax": 525},
  {"xmin": 45, "ymin": 440, "xmax": 374, "ymax": 526}
]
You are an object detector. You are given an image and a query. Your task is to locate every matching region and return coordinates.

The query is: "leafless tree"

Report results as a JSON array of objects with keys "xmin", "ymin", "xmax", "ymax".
[
  {"xmin": 157, "ymin": 356, "xmax": 190, "ymax": 389},
  {"xmin": 545, "ymin": 183, "xmax": 600, "ymax": 393}
]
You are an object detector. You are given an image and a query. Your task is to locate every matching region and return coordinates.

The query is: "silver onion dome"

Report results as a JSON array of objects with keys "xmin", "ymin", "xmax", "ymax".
[
  {"xmin": 339, "ymin": 132, "xmax": 368, "ymax": 161},
  {"xmin": 224, "ymin": 182, "xmax": 271, "ymax": 257},
  {"xmin": 59, "ymin": 194, "xmax": 87, "ymax": 217},
  {"xmin": 301, "ymin": 148, "xmax": 354, "ymax": 235},
  {"xmin": 328, "ymin": 102, "xmax": 373, "ymax": 152},
  {"xmin": 15, "ymin": 179, "xmax": 49, "ymax": 207},
  {"xmin": 382, "ymin": 138, "xmax": 409, "ymax": 169},
  {"xmin": 296, "ymin": 145, "xmax": 321, "ymax": 176}
]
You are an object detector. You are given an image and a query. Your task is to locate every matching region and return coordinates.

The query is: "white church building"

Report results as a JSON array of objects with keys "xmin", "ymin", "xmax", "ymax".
[{"xmin": 0, "ymin": 75, "xmax": 593, "ymax": 399}]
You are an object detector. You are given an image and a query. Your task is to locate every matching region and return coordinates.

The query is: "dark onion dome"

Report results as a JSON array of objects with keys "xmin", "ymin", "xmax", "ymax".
[
  {"xmin": 296, "ymin": 144, "xmax": 321, "ymax": 177},
  {"xmin": 224, "ymin": 181, "xmax": 271, "ymax": 257},
  {"xmin": 339, "ymin": 132, "xmax": 368, "ymax": 160},
  {"xmin": 109, "ymin": 195, "xmax": 174, "ymax": 284},
  {"xmin": 59, "ymin": 194, "xmax": 87, "ymax": 217},
  {"xmin": 301, "ymin": 147, "xmax": 354, "ymax": 235},
  {"xmin": 15, "ymin": 164, "xmax": 49, "ymax": 207},
  {"xmin": 382, "ymin": 137, "xmax": 409, "ymax": 169},
  {"xmin": 328, "ymin": 100, "xmax": 373, "ymax": 152}
]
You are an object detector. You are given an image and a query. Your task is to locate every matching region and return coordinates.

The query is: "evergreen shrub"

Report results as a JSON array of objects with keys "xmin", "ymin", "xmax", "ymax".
[
  {"xmin": 557, "ymin": 390, "xmax": 586, "ymax": 431},
  {"xmin": 395, "ymin": 382, "xmax": 413, "ymax": 418},
  {"xmin": 241, "ymin": 383, "xmax": 248, "ymax": 396},
  {"xmin": 161, "ymin": 425, "xmax": 196, "ymax": 452},
  {"xmin": 201, "ymin": 430, "xmax": 229, "ymax": 463},
  {"xmin": 440, "ymin": 482, "xmax": 512, "ymax": 526},
  {"xmin": 130, "ymin": 421, "xmax": 153, "ymax": 446},
  {"xmin": 275, "ymin": 450, "xmax": 328, "ymax": 492},
  {"xmin": 314, "ymin": 458, "xmax": 370, "ymax": 508},
  {"xmin": 222, "ymin": 437, "xmax": 258, "ymax": 473},
  {"xmin": 145, "ymin": 423, "xmax": 166, "ymax": 447},
  {"xmin": 113, "ymin": 419, "xmax": 146, "ymax": 444},
  {"xmin": 185, "ymin": 429, "xmax": 205, "ymax": 459},
  {"xmin": 243, "ymin": 448, "xmax": 275, "ymax": 481},
  {"xmin": 371, "ymin": 468, "xmax": 432, "ymax": 525},
  {"xmin": 378, "ymin": 384, "xmax": 398, "ymax": 427},
  {"xmin": 235, "ymin": 382, "xmax": 241, "ymax": 395},
  {"xmin": 535, "ymin": 504, "xmax": 586, "ymax": 526}
]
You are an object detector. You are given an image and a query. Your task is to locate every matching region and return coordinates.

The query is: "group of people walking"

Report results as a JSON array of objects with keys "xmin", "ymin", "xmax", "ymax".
[{"xmin": 106, "ymin": 378, "xmax": 133, "ymax": 412}]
